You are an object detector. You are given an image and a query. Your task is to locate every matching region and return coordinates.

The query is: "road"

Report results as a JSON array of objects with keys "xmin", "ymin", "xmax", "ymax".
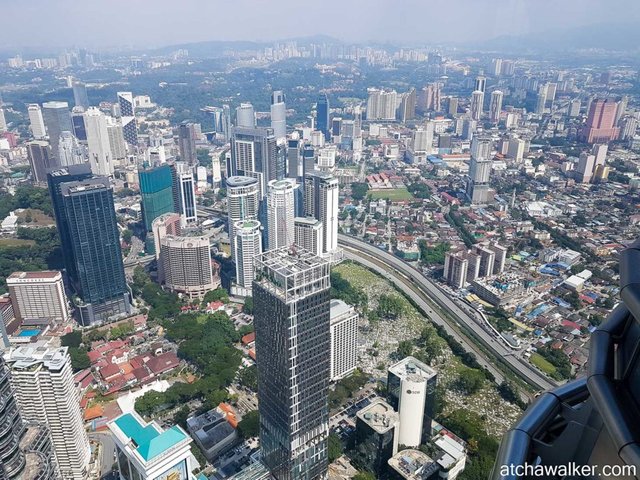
[
  {"xmin": 338, "ymin": 234, "xmax": 557, "ymax": 393},
  {"xmin": 89, "ymin": 431, "xmax": 117, "ymax": 479}
]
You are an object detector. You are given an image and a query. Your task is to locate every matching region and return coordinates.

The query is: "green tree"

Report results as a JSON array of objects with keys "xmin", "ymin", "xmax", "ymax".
[
  {"xmin": 243, "ymin": 296, "xmax": 254, "ymax": 314},
  {"xmin": 377, "ymin": 294, "xmax": 404, "ymax": 319},
  {"xmin": 238, "ymin": 410, "xmax": 260, "ymax": 438},
  {"xmin": 69, "ymin": 348, "xmax": 91, "ymax": 371},
  {"xmin": 122, "ymin": 229, "xmax": 133, "ymax": 243},
  {"xmin": 456, "ymin": 368, "xmax": 486, "ymax": 394},
  {"xmin": 202, "ymin": 288, "xmax": 230, "ymax": 305},
  {"xmin": 353, "ymin": 473, "xmax": 376, "ymax": 480},
  {"xmin": 350, "ymin": 183, "xmax": 369, "ymax": 201},
  {"xmin": 328, "ymin": 432, "xmax": 343, "ymax": 463},
  {"xmin": 61, "ymin": 330, "xmax": 83, "ymax": 348},
  {"xmin": 396, "ymin": 340, "xmax": 413, "ymax": 359},
  {"xmin": 238, "ymin": 365, "xmax": 258, "ymax": 391}
]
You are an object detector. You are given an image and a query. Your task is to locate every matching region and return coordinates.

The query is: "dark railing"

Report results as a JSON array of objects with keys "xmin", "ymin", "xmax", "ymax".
[{"xmin": 491, "ymin": 239, "xmax": 640, "ymax": 479}]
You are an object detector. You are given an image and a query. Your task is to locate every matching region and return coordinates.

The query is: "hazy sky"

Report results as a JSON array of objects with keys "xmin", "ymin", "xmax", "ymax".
[{"xmin": 1, "ymin": 0, "xmax": 638, "ymax": 50}]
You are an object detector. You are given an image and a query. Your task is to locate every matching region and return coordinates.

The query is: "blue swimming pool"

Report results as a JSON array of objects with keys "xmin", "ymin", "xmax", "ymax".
[{"xmin": 17, "ymin": 329, "xmax": 41, "ymax": 337}]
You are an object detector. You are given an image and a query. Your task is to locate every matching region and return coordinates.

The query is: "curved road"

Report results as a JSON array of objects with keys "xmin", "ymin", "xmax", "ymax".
[{"xmin": 338, "ymin": 234, "xmax": 557, "ymax": 393}]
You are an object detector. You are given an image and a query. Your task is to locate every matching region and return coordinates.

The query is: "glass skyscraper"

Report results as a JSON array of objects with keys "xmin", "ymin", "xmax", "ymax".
[
  {"xmin": 253, "ymin": 248, "xmax": 331, "ymax": 480},
  {"xmin": 316, "ymin": 94, "xmax": 329, "ymax": 140},
  {"xmin": 139, "ymin": 164, "xmax": 175, "ymax": 231}
]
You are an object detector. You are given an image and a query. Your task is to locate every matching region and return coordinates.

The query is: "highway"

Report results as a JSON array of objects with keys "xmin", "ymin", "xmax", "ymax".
[{"xmin": 338, "ymin": 234, "xmax": 557, "ymax": 393}]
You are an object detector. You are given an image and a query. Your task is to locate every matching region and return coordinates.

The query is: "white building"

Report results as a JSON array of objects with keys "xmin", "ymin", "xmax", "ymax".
[
  {"xmin": 489, "ymin": 90, "xmax": 503, "ymax": 124},
  {"xmin": 234, "ymin": 220, "xmax": 262, "ymax": 290},
  {"xmin": 294, "ymin": 217, "xmax": 324, "ymax": 257},
  {"xmin": 109, "ymin": 411, "xmax": 198, "ymax": 480},
  {"xmin": 270, "ymin": 90, "xmax": 287, "ymax": 140},
  {"xmin": 316, "ymin": 146, "xmax": 337, "ymax": 173},
  {"xmin": 28, "ymin": 104, "xmax": 47, "ymax": 139},
  {"xmin": 329, "ymin": 299, "xmax": 358, "ymax": 381},
  {"xmin": 227, "ymin": 176, "xmax": 260, "ymax": 261},
  {"xmin": 84, "ymin": 107, "xmax": 113, "ymax": 176},
  {"xmin": 235, "ymin": 103, "xmax": 256, "ymax": 128},
  {"xmin": 470, "ymin": 90, "xmax": 484, "ymax": 121},
  {"xmin": 174, "ymin": 162, "xmax": 197, "ymax": 225},
  {"xmin": 304, "ymin": 171, "xmax": 339, "ymax": 256},
  {"xmin": 7, "ymin": 271, "xmax": 70, "ymax": 325},
  {"xmin": 6, "ymin": 344, "xmax": 91, "ymax": 480},
  {"xmin": 266, "ymin": 178, "xmax": 297, "ymax": 250}
]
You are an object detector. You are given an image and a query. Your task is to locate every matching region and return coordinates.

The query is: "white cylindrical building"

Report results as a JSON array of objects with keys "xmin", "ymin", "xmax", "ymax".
[
  {"xmin": 236, "ymin": 103, "xmax": 256, "ymax": 128},
  {"xmin": 234, "ymin": 220, "xmax": 262, "ymax": 289},
  {"xmin": 266, "ymin": 178, "xmax": 297, "ymax": 250},
  {"xmin": 226, "ymin": 176, "xmax": 260, "ymax": 260}
]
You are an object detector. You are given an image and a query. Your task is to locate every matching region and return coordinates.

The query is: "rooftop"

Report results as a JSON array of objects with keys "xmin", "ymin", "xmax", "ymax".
[
  {"xmin": 388, "ymin": 449, "xmax": 438, "ymax": 480},
  {"xmin": 356, "ymin": 399, "xmax": 398, "ymax": 434},
  {"xmin": 7, "ymin": 271, "xmax": 62, "ymax": 281},
  {"xmin": 330, "ymin": 299, "xmax": 357, "ymax": 323},
  {"xmin": 388, "ymin": 356, "xmax": 437, "ymax": 382}
]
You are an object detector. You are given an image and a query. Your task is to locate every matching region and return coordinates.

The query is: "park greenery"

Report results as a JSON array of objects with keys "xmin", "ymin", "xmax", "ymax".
[
  {"xmin": 60, "ymin": 331, "xmax": 90, "ymax": 372},
  {"xmin": 536, "ymin": 346, "xmax": 573, "ymax": 380},
  {"xmin": 330, "ymin": 270, "xmax": 368, "ymax": 308},
  {"xmin": 131, "ymin": 266, "xmax": 181, "ymax": 320},
  {"xmin": 237, "ymin": 410, "xmax": 260, "ymax": 438},
  {"xmin": 350, "ymin": 182, "xmax": 369, "ymax": 201},
  {"xmin": 376, "ymin": 294, "xmax": 404, "ymax": 319},
  {"xmin": 418, "ymin": 241, "xmax": 450, "ymax": 266}
]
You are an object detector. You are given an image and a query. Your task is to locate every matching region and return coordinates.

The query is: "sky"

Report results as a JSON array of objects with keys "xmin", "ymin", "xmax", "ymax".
[{"xmin": 1, "ymin": 0, "xmax": 639, "ymax": 50}]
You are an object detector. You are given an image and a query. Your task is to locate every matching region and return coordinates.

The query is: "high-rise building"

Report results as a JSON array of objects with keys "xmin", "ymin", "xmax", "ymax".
[
  {"xmin": 580, "ymin": 98, "xmax": 620, "ymax": 143},
  {"xmin": 42, "ymin": 101, "xmax": 73, "ymax": 165},
  {"xmin": 28, "ymin": 104, "xmax": 47, "ymax": 139},
  {"xmin": 615, "ymin": 95, "xmax": 628, "ymax": 126},
  {"xmin": 236, "ymin": 103, "xmax": 256, "ymax": 128},
  {"xmin": 470, "ymin": 91, "xmax": 484, "ymax": 121},
  {"xmin": 286, "ymin": 138, "xmax": 302, "ymax": 180},
  {"xmin": 57, "ymin": 131, "xmax": 84, "ymax": 167},
  {"xmin": 253, "ymin": 248, "xmax": 331, "ymax": 480},
  {"xmin": 106, "ymin": 117, "xmax": 127, "ymax": 162},
  {"xmin": 6, "ymin": 345, "xmax": 91, "ymax": 480},
  {"xmin": 294, "ymin": 217, "xmax": 323, "ymax": 257},
  {"xmin": 7, "ymin": 271, "xmax": 70, "ymax": 325},
  {"xmin": 227, "ymin": 176, "xmax": 260, "ymax": 261},
  {"xmin": 354, "ymin": 400, "xmax": 399, "ymax": 476},
  {"xmin": 507, "ymin": 137, "xmax": 526, "ymax": 162},
  {"xmin": 466, "ymin": 136, "xmax": 493, "ymax": 204},
  {"xmin": 535, "ymin": 84, "xmax": 548, "ymax": 115},
  {"xmin": 329, "ymin": 299, "xmax": 358, "ymax": 381},
  {"xmin": 490, "ymin": 58, "xmax": 503, "ymax": 76},
  {"xmin": 48, "ymin": 168, "xmax": 130, "ymax": 325},
  {"xmin": 446, "ymin": 96, "xmax": 458, "ymax": 116},
  {"xmin": 233, "ymin": 219, "xmax": 263, "ymax": 290},
  {"xmin": 419, "ymin": 83, "xmax": 441, "ymax": 113},
  {"xmin": 178, "ymin": 122, "xmax": 197, "ymax": 165},
  {"xmin": 569, "ymin": 98, "xmax": 581, "ymax": 117},
  {"xmin": 475, "ymin": 245, "xmax": 496, "ymax": 277},
  {"xmin": 367, "ymin": 88, "xmax": 398, "ymax": 120},
  {"xmin": 117, "ymin": 92, "xmax": 138, "ymax": 146},
  {"xmin": 26, "ymin": 141, "xmax": 53, "ymax": 183},
  {"xmin": 474, "ymin": 75, "xmax": 487, "ymax": 93},
  {"xmin": 159, "ymin": 234, "xmax": 218, "ymax": 299},
  {"xmin": 71, "ymin": 110, "xmax": 87, "ymax": 141},
  {"xmin": 72, "ymin": 81, "xmax": 89, "ymax": 110},
  {"xmin": 488, "ymin": 243, "xmax": 508, "ymax": 275},
  {"xmin": 444, "ymin": 251, "xmax": 469, "ymax": 289},
  {"xmin": 151, "ymin": 212, "xmax": 181, "ymax": 259},
  {"xmin": 139, "ymin": 164, "xmax": 175, "ymax": 231},
  {"xmin": 109, "ymin": 412, "xmax": 197, "ymax": 480},
  {"xmin": 229, "ymin": 126, "xmax": 278, "ymax": 199},
  {"xmin": 577, "ymin": 152, "xmax": 596, "ymax": 183},
  {"xmin": 271, "ymin": 90, "xmax": 287, "ymax": 140},
  {"xmin": 316, "ymin": 93, "xmax": 330, "ymax": 139},
  {"xmin": 489, "ymin": 90, "xmax": 503, "ymax": 124},
  {"xmin": 387, "ymin": 356, "xmax": 438, "ymax": 447},
  {"xmin": 84, "ymin": 107, "xmax": 113, "ymax": 176},
  {"xmin": 171, "ymin": 162, "xmax": 197, "ymax": 224},
  {"xmin": 0, "ymin": 108, "xmax": 7, "ymax": 132},
  {"xmin": 266, "ymin": 178, "xmax": 297, "ymax": 250},
  {"xmin": 304, "ymin": 171, "xmax": 339, "ymax": 254},
  {"xmin": 398, "ymin": 88, "xmax": 417, "ymax": 122}
]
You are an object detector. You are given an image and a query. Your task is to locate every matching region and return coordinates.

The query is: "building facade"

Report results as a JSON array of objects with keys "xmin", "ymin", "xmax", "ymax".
[
  {"xmin": 139, "ymin": 164, "xmax": 175, "ymax": 231},
  {"xmin": 7, "ymin": 271, "xmax": 70, "ymax": 326},
  {"xmin": 329, "ymin": 299, "xmax": 358, "ymax": 381}
]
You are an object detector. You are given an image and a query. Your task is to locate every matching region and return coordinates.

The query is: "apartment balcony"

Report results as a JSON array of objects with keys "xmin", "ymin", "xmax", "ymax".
[{"xmin": 491, "ymin": 239, "xmax": 640, "ymax": 479}]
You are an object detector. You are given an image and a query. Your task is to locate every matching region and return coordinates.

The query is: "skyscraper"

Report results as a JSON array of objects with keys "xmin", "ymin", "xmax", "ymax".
[
  {"xmin": 28, "ymin": 103, "xmax": 47, "ymax": 139},
  {"xmin": 229, "ymin": 126, "xmax": 279, "ymax": 199},
  {"xmin": 304, "ymin": 171, "xmax": 339, "ymax": 255},
  {"xmin": 42, "ymin": 101, "xmax": 73, "ymax": 165},
  {"xmin": 489, "ymin": 90, "xmax": 503, "ymax": 124},
  {"xmin": 178, "ymin": 122, "xmax": 197, "ymax": 165},
  {"xmin": 580, "ymin": 98, "xmax": 620, "ymax": 143},
  {"xmin": 466, "ymin": 136, "xmax": 493, "ymax": 204},
  {"xmin": 171, "ymin": 162, "xmax": 197, "ymax": 225},
  {"xmin": 367, "ymin": 88, "xmax": 398, "ymax": 121},
  {"xmin": 236, "ymin": 103, "xmax": 256, "ymax": 128},
  {"xmin": 139, "ymin": 164, "xmax": 175, "ymax": 231},
  {"xmin": 266, "ymin": 179, "xmax": 297, "ymax": 250},
  {"xmin": 234, "ymin": 219, "xmax": 263, "ymax": 290},
  {"xmin": 294, "ymin": 217, "xmax": 323, "ymax": 257},
  {"xmin": 253, "ymin": 248, "xmax": 331, "ymax": 480},
  {"xmin": 106, "ymin": 117, "xmax": 127, "ymax": 162},
  {"xmin": 316, "ymin": 93, "xmax": 330, "ymax": 139},
  {"xmin": 72, "ymin": 81, "xmax": 89, "ymax": 110},
  {"xmin": 271, "ymin": 90, "xmax": 287, "ymax": 140},
  {"xmin": 7, "ymin": 271, "xmax": 70, "ymax": 325},
  {"xmin": 227, "ymin": 176, "xmax": 260, "ymax": 261},
  {"xmin": 6, "ymin": 345, "xmax": 91, "ymax": 480},
  {"xmin": 48, "ymin": 168, "xmax": 130, "ymax": 325},
  {"xmin": 470, "ymin": 91, "xmax": 484, "ymax": 121},
  {"xmin": 286, "ymin": 138, "xmax": 302, "ymax": 180},
  {"xmin": 58, "ymin": 131, "xmax": 84, "ymax": 167},
  {"xmin": 474, "ymin": 75, "xmax": 487, "ymax": 93},
  {"xmin": 398, "ymin": 88, "xmax": 417, "ymax": 122},
  {"xmin": 329, "ymin": 299, "xmax": 359, "ymax": 381},
  {"xmin": 117, "ymin": 91, "xmax": 138, "ymax": 146},
  {"xmin": 151, "ymin": 212, "xmax": 181, "ymax": 259},
  {"xmin": 0, "ymin": 108, "xmax": 6, "ymax": 132},
  {"xmin": 535, "ymin": 84, "xmax": 548, "ymax": 115},
  {"xmin": 26, "ymin": 141, "xmax": 53, "ymax": 183},
  {"xmin": 84, "ymin": 107, "xmax": 113, "ymax": 176}
]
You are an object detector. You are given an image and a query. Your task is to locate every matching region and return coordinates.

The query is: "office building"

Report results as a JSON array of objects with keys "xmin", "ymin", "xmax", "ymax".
[
  {"xmin": 151, "ymin": 213, "xmax": 181, "ymax": 259},
  {"xmin": 470, "ymin": 91, "xmax": 484, "ymax": 121},
  {"xmin": 159, "ymin": 234, "xmax": 218, "ymax": 299},
  {"xmin": 26, "ymin": 141, "xmax": 53, "ymax": 183},
  {"xmin": 233, "ymin": 219, "xmax": 263, "ymax": 290},
  {"xmin": 271, "ymin": 90, "xmax": 287, "ymax": 140},
  {"xmin": 387, "ymin": 356, "xmax": 438, "ymax": 447},
  {"xmin": 117, "ymin": 92, "xmax": 137, "ymax": 146},
  {"xmin": 84, "ymin": 107, "xmax": 113, "ymax": 176},
  {"xmin": 6, "ymin": 345, "xmax": 91, "ymax": 480},
  {"xmin": 580, "ymin": 98, "xmax": 620, "ymax": 143},
  {"xmin": 71, "ymin": 110, "xmax": 87, "ymax": 141},
  {"xmin": 443, "ymin": 251, "xmax": 469, "ymax": 289},
  {"xmin": 109, "ymin": 412, "xmax": 196, "ymax": 480},
  {"xmin": 106, "ymin": 118, "xmax": 127, "ymax": 162},
  {"xmin": 316, "ymin": 145, "xmax": 337, "ymax": 173},
  {"xmin": 253, "ymin": 248, "xmax": 331, "ymax": 480},
  {"xmin": 187, "ymin": 407, "xmax": 239, "ymax": 462},
  {"xmin": 229, "ymin": 126, "xmax": 278, "ymax": 199},
  {"xmin": 489, "ymin": 90, "xmax": 503, "ymax": 124},
  {"xmin": 139, "ymin": 164, "xmax": 175, "ymax": 231},
  {"xmin": 28, "ymin": 104, "xmax": 47, "ymax": 139},
  {"xmin": 304, "ymin": 171, "xmax": 339, "ymax": 255},
  {"xmin": 178, "ymin": 122, "xmax": 197, "ymax": 165},
  {"xmin": 7, "ymin": 271, "xmax": 70, "ymax": 326},
  {"xmin": 227, "ymin": 176, "xmax": 260, "ymax": 261},
  {"xmin": 236, "ymin": 103, "xmax": 256, "ymax": 128},
  {"xmin": 42, "ymin": 101, "xmax": 72, "ymax": 165},
  {"xmin": 48, "ymin": 168, "xmax": 130, "ymax": 325},
  {"xmin": 354, "ymin": 400, "xmax": 399, "ymax": 476},
  {"xmin": 329, "ymin": 299, "xmax": 358, "ymax": 381},
  {"xmin": 266, "ymin": 178, "xmax": 297, "ymax": 250},
  {"xmin": 294, "ymin": 217, "xmax": 323, "ymax": 257},
  {"xmin": 316, "ymin": 93, "xmax": 330, "ymax": 139},
  {"xmin": 72, "ymin": 82, "xmax": 89, "ymax": 110},
  {"xmin": 171, "ymin": 162, "xmax": 197, "ymax": 224},
  {"xmin": 286, "ymin": 138, "xmax": 302, "ymax": 180},
  {"xmin": 466, "ymin": 136, "xmax": 493, "ymax": 204}
]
